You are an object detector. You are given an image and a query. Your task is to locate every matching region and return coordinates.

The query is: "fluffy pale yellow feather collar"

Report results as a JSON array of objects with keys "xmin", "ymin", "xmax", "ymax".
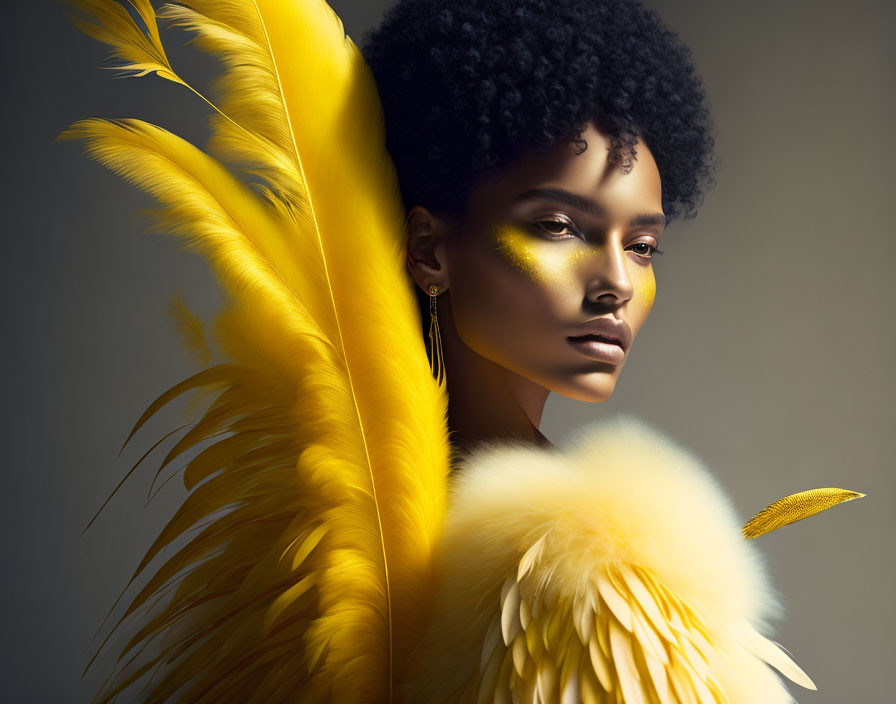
[{"xmin": 402, "ymin": 416, "xmax": 810, "ymax": 703}]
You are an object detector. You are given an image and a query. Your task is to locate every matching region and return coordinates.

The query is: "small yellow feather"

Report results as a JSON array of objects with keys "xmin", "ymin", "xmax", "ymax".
[
  {"xmin": 68, "ymin": 0, "xmax": 183, "ymax": 84},
  {"xmin": 743, "ymin": 488, "xmax": 866, "ymax": 539}
]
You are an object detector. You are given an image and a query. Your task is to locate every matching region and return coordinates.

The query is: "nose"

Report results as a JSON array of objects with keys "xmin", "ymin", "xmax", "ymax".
[{"xmin": 583, "ymin": 241, "xmax": 633, "ymax": 307}]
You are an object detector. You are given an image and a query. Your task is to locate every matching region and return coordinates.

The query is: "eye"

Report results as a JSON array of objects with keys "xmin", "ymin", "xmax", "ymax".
[
  {"xmin": 625, "ymin": 241, "xmax": 663, "ymax": 259},
  {"xmin": 533, "ymin": 217, "xmax": 582, "ymax": 240}
]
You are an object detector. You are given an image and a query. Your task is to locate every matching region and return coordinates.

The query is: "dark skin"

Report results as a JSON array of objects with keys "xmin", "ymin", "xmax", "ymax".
[{"xmin": 406, "ymin": 121, "xmax": 665, "ymax": 460}]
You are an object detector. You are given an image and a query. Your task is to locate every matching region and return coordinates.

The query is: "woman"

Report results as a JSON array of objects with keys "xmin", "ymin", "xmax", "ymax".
[
  {"xmin": 364, "ymin": 0, "xmax": 710, "ymax": 461},
  {"xmin": 363, "ymin": 0, "xmax": 710, "ymax": 462},
  {"xmin": 66, "ymin": 0, "xmax": 859, "ymax": 701}
]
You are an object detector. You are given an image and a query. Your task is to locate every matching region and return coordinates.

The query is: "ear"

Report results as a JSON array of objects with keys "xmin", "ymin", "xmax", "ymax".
[{"xmin": 404, "ymin": 205, "xmax": 453, "ymax": 294}]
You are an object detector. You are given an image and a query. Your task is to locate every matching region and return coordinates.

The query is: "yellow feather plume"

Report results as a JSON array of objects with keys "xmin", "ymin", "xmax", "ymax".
[
  {"xmin": 69, "ymin": 0, "xmax": 182, "ymax": 84},
  {"xmin": 743, "ymin": 488, "xmax": 866, "ymax": 539},
  {"xmin": 63, "ymin": 1, "xmax": 450, "ymax": 702}
]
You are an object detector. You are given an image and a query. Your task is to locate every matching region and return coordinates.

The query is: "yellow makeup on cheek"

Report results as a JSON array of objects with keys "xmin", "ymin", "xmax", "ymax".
[
  {"xmin": 493, "ymin": 223, "xmax": 589, "ymax": 284},
  {"xmin": 637, "ymin": 269, "xmax": 656, "ymax": 308}
]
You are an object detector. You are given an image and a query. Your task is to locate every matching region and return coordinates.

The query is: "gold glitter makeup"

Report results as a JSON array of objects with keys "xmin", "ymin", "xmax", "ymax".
[{"xmin": 492, "ymin": 222, "xmax": 590, "ymax": 284}]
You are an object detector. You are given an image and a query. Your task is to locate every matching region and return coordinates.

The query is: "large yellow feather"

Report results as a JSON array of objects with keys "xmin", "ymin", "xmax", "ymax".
[{"xmin": 63, "ymin": 1, "xmax": 450, "ymax": 702}]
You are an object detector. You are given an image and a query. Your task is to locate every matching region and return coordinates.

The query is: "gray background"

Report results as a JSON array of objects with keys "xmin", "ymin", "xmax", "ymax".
[{"xmin": 3, "ymin": 0, "xmax": 893, "ymax": 701}]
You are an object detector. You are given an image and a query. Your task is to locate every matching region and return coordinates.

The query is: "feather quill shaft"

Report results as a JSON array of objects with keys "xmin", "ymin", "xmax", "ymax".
[{"xmin": 240, "ymin": 1, "xmax": 397, "ymax": 692}]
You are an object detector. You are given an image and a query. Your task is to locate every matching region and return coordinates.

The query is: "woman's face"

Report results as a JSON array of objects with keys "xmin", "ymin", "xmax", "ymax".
[{"xmin": 444, "ymin": 120, "xmax": 665, "ymax": 402}]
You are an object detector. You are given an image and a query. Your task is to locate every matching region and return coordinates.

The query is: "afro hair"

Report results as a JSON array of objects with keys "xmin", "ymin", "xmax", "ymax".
[{"xmin": 361, "ymin": 0, "xmax": 715, "ymax": 224}]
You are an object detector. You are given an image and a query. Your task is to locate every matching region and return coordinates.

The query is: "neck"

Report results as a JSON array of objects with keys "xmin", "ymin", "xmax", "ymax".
[{"xmin": 436, "ymin": 294, "xmax": 553, "ymax": 460}]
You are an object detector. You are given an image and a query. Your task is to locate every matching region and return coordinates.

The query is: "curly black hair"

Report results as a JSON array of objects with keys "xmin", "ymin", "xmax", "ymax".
[{"xmin": 361, "ymin": 0, "xmax": 715, "ymax": 224}]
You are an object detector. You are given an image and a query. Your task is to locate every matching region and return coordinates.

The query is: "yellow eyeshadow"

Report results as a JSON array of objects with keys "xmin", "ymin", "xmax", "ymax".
[{"xmin": 493, "ymin": 223, "xmax": 590, "ymax": 284}]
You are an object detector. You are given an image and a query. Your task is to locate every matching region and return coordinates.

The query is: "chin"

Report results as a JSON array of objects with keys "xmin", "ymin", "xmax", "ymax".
[{"xmin": 551, "ymin": 372, "xmax": 620, "ymax": 403}]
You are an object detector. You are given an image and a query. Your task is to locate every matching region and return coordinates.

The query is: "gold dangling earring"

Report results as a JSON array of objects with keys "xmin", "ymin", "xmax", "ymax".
[{"xmin": 428, "ymin": 284, "xmax": 446, "ymax": 386}]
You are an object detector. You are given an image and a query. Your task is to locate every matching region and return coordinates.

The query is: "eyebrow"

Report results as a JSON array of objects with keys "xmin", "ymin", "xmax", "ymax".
[{"xmin": 511, "ymin": 187, "xmax": 667, "ymax": 228}]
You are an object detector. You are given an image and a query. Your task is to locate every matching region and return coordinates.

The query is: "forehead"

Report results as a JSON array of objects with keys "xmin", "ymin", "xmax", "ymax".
[{"xmin": 464, "ymin": 121, "xmax": 663, "ymax": 226}]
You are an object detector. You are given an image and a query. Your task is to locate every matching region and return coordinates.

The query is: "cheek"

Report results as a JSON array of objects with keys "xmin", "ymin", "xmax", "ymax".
[
  {"xmin": 628, "ymin": 265, "xmax": 656, "ymax": 334},
  {"xmin": 493, "ymin": 223, "xmax": 589, "ymax": 287},
  {"xmin": 637, "ymin": 268, "xmax": 656, "ymax": 309},
  {"xmin": 445, "ymin": 225, "xmax": 574, "ymax": 364}
]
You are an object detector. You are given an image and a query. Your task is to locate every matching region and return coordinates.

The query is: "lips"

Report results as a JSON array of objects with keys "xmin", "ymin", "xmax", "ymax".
[
  {"xmin": 573, "ymin": 333, "xmax": 622, "ymax": 346},
  {"xmin": 566, "ymin": 318, "xmax": 632, "ymax": 365},
  {"xmin": 566, "ymin": 335, "xmax": 626, "ymax": 364},
  {"xmin": 567, "ymin": 318, "xmax": 632, "ymax": 351}
]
